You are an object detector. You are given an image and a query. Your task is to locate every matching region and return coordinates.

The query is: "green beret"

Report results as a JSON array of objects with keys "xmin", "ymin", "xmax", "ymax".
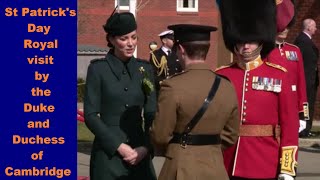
[{"xmin": 103, "ymin": 12, "xmax": 137, "ymax": 36}]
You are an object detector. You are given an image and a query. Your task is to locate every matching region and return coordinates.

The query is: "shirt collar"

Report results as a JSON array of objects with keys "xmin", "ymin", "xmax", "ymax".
[
  {"xmin": 237, "ymin": 55, "xmax": 264, "ymax": 71},
  {"xmin": 303, "ymin": 31, "xmax": 312, "ymax": 39},
  {"xmin": 161, "ymin": 46, "xmax": 170, "ymax": 55},
  {"xmin": 275, "ymin": 40, "xmax": 284, "ymax": 48}
]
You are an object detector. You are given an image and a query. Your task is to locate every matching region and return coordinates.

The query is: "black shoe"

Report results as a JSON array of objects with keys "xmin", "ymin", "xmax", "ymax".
[
  {"xmin": 299, "ymin": 132, "xmax": 315, "ymax": 138},
  {"xmin": 308, "ymin": 132, "xmax": 316, "ymax": 137},
  {"xmin": 299, "ymin": 131, "xmax": 308, "ymax": 138}
]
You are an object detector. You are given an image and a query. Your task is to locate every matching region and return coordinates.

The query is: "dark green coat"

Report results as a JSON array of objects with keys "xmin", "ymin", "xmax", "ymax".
[{"xmin": 84, "ymin": 52, "xmax": 157, "ymax": 180}]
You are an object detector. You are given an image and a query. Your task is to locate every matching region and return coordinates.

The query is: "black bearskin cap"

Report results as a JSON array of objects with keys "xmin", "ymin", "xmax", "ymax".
[{"xmin": 219, "ymin": 0, "xmax": 277, "ymax": 58}]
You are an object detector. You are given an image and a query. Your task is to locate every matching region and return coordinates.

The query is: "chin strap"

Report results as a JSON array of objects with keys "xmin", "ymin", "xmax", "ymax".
[
  {"xmin": 234, "ymin": 44, "xmax": 263, "ymax": 61},
  {"xmin": 280, "ymin": 146, "xmax": 298, "ymax": 176}
]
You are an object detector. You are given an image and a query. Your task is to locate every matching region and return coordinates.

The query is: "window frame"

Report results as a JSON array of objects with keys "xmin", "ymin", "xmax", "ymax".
[
  {"xmin": 176, "ymin": 0, "xmax": 199, "ymax": 12},
  {"xmin": 115, "ymin": 0, "xmax": 130, "ymax": 11}
]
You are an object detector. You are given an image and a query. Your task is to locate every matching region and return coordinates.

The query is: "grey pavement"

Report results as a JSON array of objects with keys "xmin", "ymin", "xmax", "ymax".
[
  {"xmin": 78, "ymin": 136, "xmax": 320, "ymax": 179},
  {"xmin": 78, "ymin": 148, "xmax": 320, "ymax": 179},
  {"xmin": 78, "ymin": 149, "xmax": 320, "ymax": 179},
  {"xmin": 78, "ymin": 152, "xmax": 90, "ymax": 177},
  {"xmin": 296, "ymin": 147, "xmax": 320, "ymax": 180}
]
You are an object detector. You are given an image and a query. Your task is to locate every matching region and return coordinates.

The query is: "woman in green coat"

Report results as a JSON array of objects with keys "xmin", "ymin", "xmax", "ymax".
[{"xmin": 84, "ymin": 12, "xmax": 157, "ymax": 180}]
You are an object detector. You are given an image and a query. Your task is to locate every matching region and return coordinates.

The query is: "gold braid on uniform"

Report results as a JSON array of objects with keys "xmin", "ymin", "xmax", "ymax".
[
  {"xmin": 150, "ymin": 51, "xmax": 168, "ymax": 77},
  {"xmin": 280, "ymin": 146, "xmax": 298, "ymax": 176}
]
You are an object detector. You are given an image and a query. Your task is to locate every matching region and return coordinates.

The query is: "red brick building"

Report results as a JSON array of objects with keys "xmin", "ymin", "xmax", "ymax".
[
  {"xmin": 78, "ymin": 0, "xmax": 221, "ymax": 68},
  {"xmin": 78, "ymin": 0, "xmax": 319, "ymax": 120}
]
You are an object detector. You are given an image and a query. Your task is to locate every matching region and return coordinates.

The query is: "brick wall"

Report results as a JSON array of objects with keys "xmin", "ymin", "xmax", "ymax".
[
  {"xmin": 78, "ymin": 0, "xmax": 115, "ymax": 48},
  {"xmin": 286, "ymin": 0, "xmax": 320, "ymax": 120},
  {"xmin": 78, "ymin": 0, "xmax": 220, "ymax": 69},
  {"xmin": 136, "ymin": 0, "xmax": 219, "ymax": 68}
]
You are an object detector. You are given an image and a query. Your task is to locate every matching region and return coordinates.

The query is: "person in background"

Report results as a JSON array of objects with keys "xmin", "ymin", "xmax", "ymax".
[
  {"xmin": 216, "ymin": 0, "xmax": 299, "ymax": 179},
  {"xmin": 294, "ymin": 18, "xmax": 319, "ymax": 138},
  {"xmin": 267, "ymin": 0, "xmax": 309, "ymax": 133},
  {"xmin": 149, "ymin": 30, "xmax": 183, "ymax": 97},
  {"xmin": 150, "ymin": 24, "xmax": 239, "ymax": 180},
  {"xmin": 84, "ymin": 11, "xmax": 157, "ymax": 180}
]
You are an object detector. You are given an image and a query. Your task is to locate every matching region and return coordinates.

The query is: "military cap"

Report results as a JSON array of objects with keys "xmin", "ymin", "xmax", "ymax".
[
  {"xmin": 276, "ymin": 0, "xmax": 295, "ymax": 32},
  {"xmin": 103, "ymin": 12, "xmax": 137, "ymax": 36},
  {"xmin": 158, "ymin": 30, "xmax": 174, "ymax": 40},
  {"xmin": 219, "ymin": 0, "xmax": 276, "ymax": 58},
  {"xmin": 167, "ymin": 24, "xmax": 217, "ymax": 43}
]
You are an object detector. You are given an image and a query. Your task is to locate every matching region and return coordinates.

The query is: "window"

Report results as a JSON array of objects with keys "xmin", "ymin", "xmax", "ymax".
[
  {"xmin": 115, "ymin": 0, "xmax": 129, "ymax": 11},
  {"xmin": 177, "ymin": 0, "xmax": 198, "ymax": 12}
]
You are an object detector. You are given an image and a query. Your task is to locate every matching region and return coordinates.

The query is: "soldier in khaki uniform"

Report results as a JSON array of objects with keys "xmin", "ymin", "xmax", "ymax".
[{"xmin": 150, "ymin": 24, "xmax": 239, "ymax": 180}]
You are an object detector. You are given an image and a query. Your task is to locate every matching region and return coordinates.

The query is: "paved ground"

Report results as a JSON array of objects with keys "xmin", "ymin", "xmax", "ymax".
[
  {"xmin": 296, "ymin": 146, "xmax": 320, "ymax": 180},
  {"xmin": 78, "ymin": 138, "xmax": 320, "ymax": 179}
]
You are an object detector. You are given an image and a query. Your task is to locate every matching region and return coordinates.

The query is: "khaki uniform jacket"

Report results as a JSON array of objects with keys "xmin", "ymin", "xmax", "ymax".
[{"xmin": 150, "ymin": 63, "xmax": 239, "ymax": 180}]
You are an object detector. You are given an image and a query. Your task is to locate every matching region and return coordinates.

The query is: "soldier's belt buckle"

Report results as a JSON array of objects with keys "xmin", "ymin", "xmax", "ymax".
[
  {"xmin": 180, "ymin": 143, "xmax": 187, "ymax": 148},
  {"xmin": 180, "ymin": 134, "xmax": 188, "ymax": 148}
]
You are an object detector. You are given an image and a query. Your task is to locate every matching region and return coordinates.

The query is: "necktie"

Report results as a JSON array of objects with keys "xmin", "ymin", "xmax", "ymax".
[{"xmin": 167, "ymin": 50, "xmax": 171, "ymax": 56}]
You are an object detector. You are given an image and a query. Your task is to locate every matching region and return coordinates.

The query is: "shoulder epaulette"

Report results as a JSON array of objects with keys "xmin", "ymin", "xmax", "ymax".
[
  {"xmin": 90, "ymin": 58, "xmax": 106, "ymax": 64},
  {"xmin": 215, "ymin": 62, "xmax": 236, "ymax": 72},
  {"xmin": 284, "ymin": 42, "xmax": 299, "ymax": 49},
  {"xmin": 167, "ymin": 71, "xmax": 186, "ymax": 79},
  {"xmin": 265, "ymin": 62, "xmax": 287, "ymax": 72}
]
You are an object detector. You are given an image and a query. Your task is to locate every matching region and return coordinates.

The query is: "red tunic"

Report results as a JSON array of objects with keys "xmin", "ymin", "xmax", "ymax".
[
  {"xmin": 216, "ymin": 56, "xmax": 299, "ymax": 179},
  {"xmin": 267, "ymin": 42, "xmax": 309, "ymax": 120}
]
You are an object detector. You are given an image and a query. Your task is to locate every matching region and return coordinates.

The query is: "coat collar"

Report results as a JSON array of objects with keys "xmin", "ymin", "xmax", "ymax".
[
  {"xmin": 236, "ymin": 55, "xmax": 264, "ymax": 71},
  {"xmin": 185, "ymin": 62, "xmax": 211, "ymax": 71},
  {"xmin": 105, "ymin": 52, "xmax": 137, "ymax": 80}
]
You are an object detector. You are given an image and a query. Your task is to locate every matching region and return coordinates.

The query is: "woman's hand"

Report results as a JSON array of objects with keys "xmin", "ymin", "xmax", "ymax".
[
  {"xmin": 117, "ymin": 143, "xmax": 135, "ymax": 160},
  {"xmin": 123, "ymin": 146, "xmax": 148, "ymax": 165}
]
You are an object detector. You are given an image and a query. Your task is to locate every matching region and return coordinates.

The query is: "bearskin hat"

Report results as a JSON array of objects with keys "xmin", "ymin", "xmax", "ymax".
[{"xmin": 219, "ymin": 0, "xmax": 277, "ymax": 58}]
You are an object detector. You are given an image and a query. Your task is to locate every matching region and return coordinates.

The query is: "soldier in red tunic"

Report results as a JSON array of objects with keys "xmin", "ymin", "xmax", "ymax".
[
  {"xmin": 267, "ymin": 0, "xmax": 309, "ymax": 133},
  {"xmin": 216, "ymin": 0, "xmax": 299, "ymax": 179}
]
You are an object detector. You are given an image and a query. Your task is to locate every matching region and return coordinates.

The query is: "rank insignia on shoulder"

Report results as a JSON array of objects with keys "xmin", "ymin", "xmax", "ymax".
[
  {"xmin": 252, "ymin": 76, "xmax": 282, "ymax": 93},
  {"xmin": 265, "ymin": 62, "xmax": 287, "ymax": 72},
  {"xmin": 285, "ymin": 51, "xmax": 298, "ymax": 61}
]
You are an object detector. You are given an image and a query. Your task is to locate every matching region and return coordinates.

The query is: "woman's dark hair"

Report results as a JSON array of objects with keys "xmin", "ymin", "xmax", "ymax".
[{"xmin": 106, "ymin": 34, "xmax": 115, "ymax": 48}]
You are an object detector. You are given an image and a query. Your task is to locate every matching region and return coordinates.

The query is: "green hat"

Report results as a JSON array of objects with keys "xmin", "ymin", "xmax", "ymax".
[{"xmin": 103, "ymin": 12, "xmax": 137, "ymax": 36}]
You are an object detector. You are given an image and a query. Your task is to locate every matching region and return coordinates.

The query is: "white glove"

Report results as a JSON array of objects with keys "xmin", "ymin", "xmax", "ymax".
[
  {"xmin": 278, "ymin": 174, "xmax": 294, "ymax": 180},
  {"xmin": 299, "ymin": 120, "xmax": 307, "ymax": 133}
]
